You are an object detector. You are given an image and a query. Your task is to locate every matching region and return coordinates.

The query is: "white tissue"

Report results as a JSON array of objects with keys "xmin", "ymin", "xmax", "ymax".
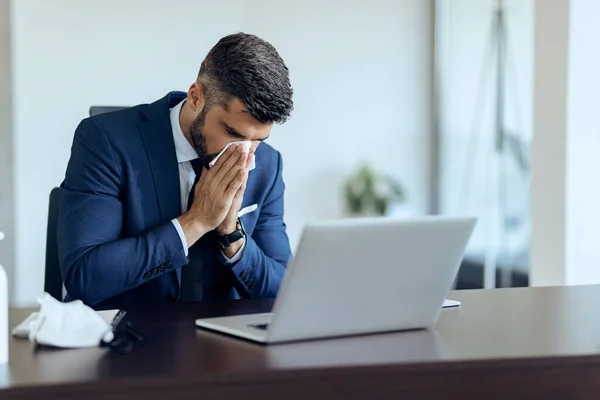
[
  {"xmin": 27, "ymin": 293, "xmax": 115, "ymax": 348},
  {"xmin": 208, "ymin": 141, "xmax": 256, "ymax": 170}
]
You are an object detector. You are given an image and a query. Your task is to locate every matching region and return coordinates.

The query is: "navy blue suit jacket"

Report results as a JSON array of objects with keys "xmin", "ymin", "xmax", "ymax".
[{"xmin": 57, "ymin": 92, "xmax": 292, "ymax": 310}]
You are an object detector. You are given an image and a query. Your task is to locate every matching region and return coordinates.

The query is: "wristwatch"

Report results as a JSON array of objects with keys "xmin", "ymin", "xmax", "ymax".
[{"xmin": 216, "ymin": 217, "xmax": 246, "ymax": 249}]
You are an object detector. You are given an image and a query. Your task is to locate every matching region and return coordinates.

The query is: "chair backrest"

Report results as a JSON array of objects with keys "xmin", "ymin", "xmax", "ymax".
[
  {"xmin": 89, "ymin": 106, "xmax": 128, "ymax": 117},
  {"xmin": 44, "ymin": 187, "xmax": 63, "ymax": 300}
]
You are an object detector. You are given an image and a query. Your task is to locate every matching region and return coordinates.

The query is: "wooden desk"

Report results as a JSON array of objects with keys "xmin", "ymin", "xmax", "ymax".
[{"xmin": 2, "ymin": 285, "xmax": 600, "ymax": 399}]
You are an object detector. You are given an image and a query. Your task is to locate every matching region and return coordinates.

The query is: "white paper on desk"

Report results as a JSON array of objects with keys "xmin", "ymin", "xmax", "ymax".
[
  {"xmin": 12, "ymin": 309, "xmax": 119, "ymax": 338},
  {"xmin": 208, "ymin": 141, "xmax": 256, "ymax": 170},
  {"xmin": 442, "ymin": 299, "xmax": 461, "ymax": 308},
  {"xmin": 22, "ymin": 293, "xmax": 116, "ymax": 348}
]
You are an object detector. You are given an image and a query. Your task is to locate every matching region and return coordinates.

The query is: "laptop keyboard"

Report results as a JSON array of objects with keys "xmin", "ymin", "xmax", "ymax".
[{"xmin": 249, "ymin": 323, "xmax": 269, "ymax": 330}]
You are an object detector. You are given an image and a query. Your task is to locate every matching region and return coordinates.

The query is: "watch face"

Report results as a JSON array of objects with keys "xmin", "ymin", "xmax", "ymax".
[{"xmin": 237, "ymin": 217, "xmax": 246, "ymax": 235}]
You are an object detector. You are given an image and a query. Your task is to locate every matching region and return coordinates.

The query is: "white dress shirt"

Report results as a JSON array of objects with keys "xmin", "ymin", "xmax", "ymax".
[{"xmin": 169, "ymin": 99, "xmax": 244, "ymax": 263}]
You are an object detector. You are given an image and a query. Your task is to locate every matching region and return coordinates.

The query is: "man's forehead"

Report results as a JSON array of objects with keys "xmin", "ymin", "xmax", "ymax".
[{"xmin": 216, "ymin": 99, "xmax": 272, "ymax": 141}]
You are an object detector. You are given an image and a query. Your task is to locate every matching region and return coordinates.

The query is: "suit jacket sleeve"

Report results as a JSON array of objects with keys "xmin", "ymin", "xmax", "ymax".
[
  {"xmin": 228, "ymin": 151, "xmax": 292, "ymax": 298},
  {"xmin": 58, "ymin": 118, "xmax": 188, "ymax": 306}
]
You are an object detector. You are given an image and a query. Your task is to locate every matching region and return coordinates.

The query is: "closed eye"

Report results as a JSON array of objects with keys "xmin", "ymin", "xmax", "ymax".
[
  {"xmin": 225, "ymin": 126, "xmax": 246, "ymax": 139},
  {"xmin": 221, "ymin": 121, "xmax": 270, "ymax": 142}
]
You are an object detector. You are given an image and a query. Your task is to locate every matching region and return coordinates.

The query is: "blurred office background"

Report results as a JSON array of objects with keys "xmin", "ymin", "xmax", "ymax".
[
  {"xmin": 436, "ymin": 0, "xmax": 533, "ymax": 290},
  {"xmin": 0, "ymin": 0, "xmax": 599, "ymax": 306}
]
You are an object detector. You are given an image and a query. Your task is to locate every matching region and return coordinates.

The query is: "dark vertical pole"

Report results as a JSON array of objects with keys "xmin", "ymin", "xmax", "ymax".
[
  {"xmin": 431, "ymin": 0, "xmax": 442, "ymax": 215},
  {"xmin": 495, "ymin": 0, "xmax": 506, "ymax": 152}
]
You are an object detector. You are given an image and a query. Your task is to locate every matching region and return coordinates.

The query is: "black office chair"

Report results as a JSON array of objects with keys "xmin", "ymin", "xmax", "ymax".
[
  {"xmin": 89, "ymin": 106, "xmax": 128, "ymax": 117},
  {"xmin": 44, "ymin": 187, "xmax": 63, "ymax": 300}
]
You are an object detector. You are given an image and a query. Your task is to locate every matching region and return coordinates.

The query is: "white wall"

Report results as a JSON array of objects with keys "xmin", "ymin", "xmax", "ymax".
[
  {"xmin": 530, "ymin": 0, "xmax": 570, "ymax": 286},
  {"xmin": 564, "ymin": 0, "xmax": 600, "ymax": 285},
  {"xmin": 530, "ymin": 0, "xmax": 600, "ymax": 287},
  {"xmin": 10, "ymin": 0, "xmax": 433, "ymax": 305},
  {"xmin": 244, "ymin": 0, "xmax": 433, "ymax": 252},
  {"xmin": 0, "ymin": 0, "xmax": 14, "ymax": 300}
]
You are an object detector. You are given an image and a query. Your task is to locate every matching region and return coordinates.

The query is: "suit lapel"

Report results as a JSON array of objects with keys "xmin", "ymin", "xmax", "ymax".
[
  {"xmin": 139, "ymin": 92, "xmax": 188, "ymax": 289},
  {"xmin": 139, "ymin": 92, "xmax": 187, "ymax": 222}
]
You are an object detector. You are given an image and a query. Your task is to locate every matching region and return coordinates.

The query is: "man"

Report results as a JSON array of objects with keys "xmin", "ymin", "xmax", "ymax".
[{"xmin": 57, "ymin": 33, "xmax": 294, "ymax": 310}]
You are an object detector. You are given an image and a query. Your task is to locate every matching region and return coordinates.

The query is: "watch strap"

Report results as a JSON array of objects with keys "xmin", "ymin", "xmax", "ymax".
[{"xmin": 216, "ymin": 218, "xmax": 246, "ymax": 249}]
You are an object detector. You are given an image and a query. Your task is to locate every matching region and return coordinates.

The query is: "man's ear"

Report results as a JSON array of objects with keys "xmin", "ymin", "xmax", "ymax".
[{"xmin": 187, "ymin": 82, "xmax": 206, "ymax": 113}]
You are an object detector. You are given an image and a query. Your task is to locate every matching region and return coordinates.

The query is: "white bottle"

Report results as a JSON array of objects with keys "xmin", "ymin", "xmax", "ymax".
[{"xmin": 0, "ymin": 231, "xmax": 7, "ymax": 364}]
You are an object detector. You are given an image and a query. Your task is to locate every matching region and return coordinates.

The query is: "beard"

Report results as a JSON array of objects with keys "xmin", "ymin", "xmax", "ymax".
[{"xmin": 188, "ymin": 108, "xmax": 218, "ymax": 168}]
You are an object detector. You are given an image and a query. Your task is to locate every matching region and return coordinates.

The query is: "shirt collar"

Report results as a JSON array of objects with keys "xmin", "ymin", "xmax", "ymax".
[{"xmin": 169, "ymin": 99, "xmax": 199, "ymax": 164}]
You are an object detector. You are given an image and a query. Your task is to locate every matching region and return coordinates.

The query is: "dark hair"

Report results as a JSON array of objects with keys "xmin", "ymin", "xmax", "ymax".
[{"xmin": 197, "ymin": 32, "xmax": 293, "ymax": 124}]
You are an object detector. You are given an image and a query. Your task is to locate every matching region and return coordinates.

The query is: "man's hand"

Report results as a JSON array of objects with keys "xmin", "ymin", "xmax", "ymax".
[
  {"xmin": 178, "ymin": 144, "xmax": 248, "ymax": 247},
  {"xmin": 217, "ymin": 150, "xmax": 254, "ymax": 235},
  {"xmin": 216, "ymin": 150, "xmax": 254, "ymax": 258}
]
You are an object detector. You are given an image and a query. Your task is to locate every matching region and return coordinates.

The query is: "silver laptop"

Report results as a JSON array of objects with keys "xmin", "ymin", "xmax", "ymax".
[{"xmin": 195, "ymin": 216, "xmax": 476, "ymax": 344}]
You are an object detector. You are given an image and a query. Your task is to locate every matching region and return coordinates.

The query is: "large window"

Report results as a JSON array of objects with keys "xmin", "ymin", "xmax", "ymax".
[{"xmin": 435, "ymin": 0, "xmax": 534, "ymax": 288}]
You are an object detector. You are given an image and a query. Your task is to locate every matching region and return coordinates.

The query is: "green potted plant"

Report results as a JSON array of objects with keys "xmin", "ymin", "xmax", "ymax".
[{"xmin": 343, "ymin": 162, "xmax": 407, "ymax": 217}]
